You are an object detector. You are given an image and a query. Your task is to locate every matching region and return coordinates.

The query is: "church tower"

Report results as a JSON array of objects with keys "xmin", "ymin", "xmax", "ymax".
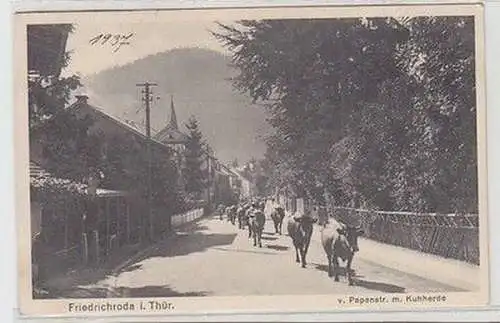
[
  {"xmin": 153, "ymin": 95, "xmax": 188, "ymax": 189},
  {"xmin": 167, "ymin": 95, "xmax": 179, "ymax": 132},
  {"xmin": 154, "ymin": 95, "xmax": 188, "ymax": 147}
]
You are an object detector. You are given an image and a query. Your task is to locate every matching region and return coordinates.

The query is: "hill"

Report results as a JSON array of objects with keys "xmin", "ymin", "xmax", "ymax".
[{"xmin": 81, "ymin": 47, "xmax": 270, "ymax": 164}]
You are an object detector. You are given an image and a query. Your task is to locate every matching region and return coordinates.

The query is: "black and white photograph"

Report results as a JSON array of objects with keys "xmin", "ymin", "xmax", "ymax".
[{"xmin": 15, "ymin": 4, "xmax": 488, "ymax": 316}]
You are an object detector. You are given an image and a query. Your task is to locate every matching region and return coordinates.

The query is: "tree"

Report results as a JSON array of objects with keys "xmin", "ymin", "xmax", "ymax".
[
  {"xmin": 28, "ymin": 25, "xmax": 102, "ymax": 183},
  {"xmin": 213, "ymin": 18, "xmax": 408, "ymax": 203},
  {"xmin": 28, "ymin": 24, "xmax": 81, "ymax": 128},
  {"xmin": 213, "ymin": 17, "xmax": 477, "ymax": 214},
  {"xmin": 183, "ymin": 116, "xmax": 206, "ymax": 197}
]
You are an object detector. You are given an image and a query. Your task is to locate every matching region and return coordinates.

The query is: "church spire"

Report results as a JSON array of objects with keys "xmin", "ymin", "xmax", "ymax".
[{"xmin": 168, "ymin": 94, "xmax": 178, "ymax": 130}]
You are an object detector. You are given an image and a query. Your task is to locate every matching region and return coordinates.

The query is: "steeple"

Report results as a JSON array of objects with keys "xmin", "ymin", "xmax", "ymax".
[
  {"xmin": 154, "ymin": 94, "xmax": 188, "ymax": 144},
  {"xmin": 168, "ymin": 94, "xmax": 178, "ymax": 130}
]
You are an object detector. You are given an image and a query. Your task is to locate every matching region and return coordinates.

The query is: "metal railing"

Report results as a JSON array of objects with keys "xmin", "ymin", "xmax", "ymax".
[
  {"xmin": 171, "ymin": 208, "xmax": 205, "ymax": 227},
  {"xmin": 330, "ymin": 206, "xmax": 480, "ymax": 265}
]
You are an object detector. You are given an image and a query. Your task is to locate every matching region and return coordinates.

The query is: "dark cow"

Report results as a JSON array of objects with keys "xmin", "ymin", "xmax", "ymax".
[
  {"xmin": 217, "ymin": 204, "xmax": 225, "ymax": 220},
  {"xmin": 237, "ymin": 205, "xmax": 249, "ymax": 229},
  {"xmin": 286, "ymin": 215, "xmax": 318, "ymax": 268},
  {"xmin": 227, "ymin": 205, "xmax": 237, "ymax": 225},
  {"xmin": 249, "ymin": 209, "xmax": 266, "ymax": 247},
  {"xmin": 320, "ymin": 220, "xmax": 364, "ymax": 285},
  {"xmin": 270, "ymin": 207, "xmax": 286, "ymax": 235},
  {"xmin": 224, "ymin": 206, "xmax": 231, "ymax": 222}
]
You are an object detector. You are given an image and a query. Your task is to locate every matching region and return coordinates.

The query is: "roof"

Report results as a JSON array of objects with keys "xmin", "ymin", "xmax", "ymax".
[
  {"xmin": 30, "ymin": 162, "xmax": 129, "ymax": 198},
  {"xmin": 96, "ymin": 188, "xmax": 129, "ymax": 197},
  {"xmin": 68, "ymin": 98, "xmax": 174, "ymax": 152},
  {"xmin": 218, "ymin": 162, "xmax": 239, "ymax": 177},
  {"xmin": 29, "ymin": 162, "xmax": 51, "ymax": 178},
  {"xmin": 154, "ymin": 95, "xmax": 189, "ymax": 144},
  {"xmin": 154, "ymin": 126, "xmax": 189, "ymax": 144},
  {"xmin": 29, "ymin": 161, "xmax": 88, "ymax": 196},
  {"xmin": 229, "ymin": 167, "xmax": 253, "ymax": 183}
]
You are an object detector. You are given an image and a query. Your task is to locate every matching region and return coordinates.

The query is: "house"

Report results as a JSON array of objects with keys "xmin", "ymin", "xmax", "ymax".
[
  {"xmin": 154, "ymin": 96, "xmax": 235, "ymax": 207},
  {"xmin": 67, "ymin": 95, "xmax": 175, "ymax": 190},
  {"xmin": 30, "ymin": 94, "xmax": 180, "ymax": 276},
  {"xmin": 229, "ymin": 167, "xmax": 257, "ymax": 200},
  {"xmin": 209, "ymin": 159, "xmax": 239, "ymax": 206}
]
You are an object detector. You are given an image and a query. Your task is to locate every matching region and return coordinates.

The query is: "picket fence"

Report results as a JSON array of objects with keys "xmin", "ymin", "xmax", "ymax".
[
  {"xmin": 171, "ymin": 208, "xmax": 205, "ymax": 227},
  {"xmin": 330, "ymin": 206, "xmax": 480, "ymax": 265}
]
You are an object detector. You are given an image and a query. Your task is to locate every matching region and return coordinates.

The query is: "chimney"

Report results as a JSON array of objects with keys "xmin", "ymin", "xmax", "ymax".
[{"xmin": 75, "ymin": 95, "xmax": 89, "ymax": 104}]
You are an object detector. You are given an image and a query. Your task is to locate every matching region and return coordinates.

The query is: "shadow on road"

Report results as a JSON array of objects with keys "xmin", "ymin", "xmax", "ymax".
[
  {"xmin": 113, "ymin": 285, "xmax": 210, "ymax": 298},
  {"xmin": 121, "ymin": 221, "xmax": 238, "ymax": 267},
  {"xmin": 120, "ymin": 264, "xmax": 143, "ymax": 273},
  {"xmin": 261, "ymin": 236, "xmax": 278, "ymax": 241},
  {"xmin": 312, "ymin": 263, "xmax": 405, "ymax": 292},
  {"xmin": 266, "ymin": 244, "xmax": 289, "ymax": 251},
  {"xmin": 353, "ymin": 279, "xmax": 406, "ymax": 293},
  {"xmin": 36, "ymin": 286, "xmax": 112, "ymax": 299},
  {"xmin": 212, "ymin": 246, "xmax": 276, "ymax": 255},
  {"xmin": 312, "ymin": 263, "xmax": 364, "ymax": 278},
  {"xmin": 34, "ymin": 242, "xmax": 154, "ymax": 299}
]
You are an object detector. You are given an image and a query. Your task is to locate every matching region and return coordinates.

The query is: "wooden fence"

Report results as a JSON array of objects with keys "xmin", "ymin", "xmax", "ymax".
[
  {"xmin": 171, "ymin": 208, "xmax": 205, "ymax": 227},
  {"xmin": 330, "ymin": 206, "xmax": 480, "ymax": 265}
]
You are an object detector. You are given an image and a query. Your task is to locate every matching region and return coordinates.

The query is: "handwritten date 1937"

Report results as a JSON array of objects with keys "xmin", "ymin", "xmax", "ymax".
[{"xmin": 89, "ymin": 33, "xmax": 134, "ymax": 53}]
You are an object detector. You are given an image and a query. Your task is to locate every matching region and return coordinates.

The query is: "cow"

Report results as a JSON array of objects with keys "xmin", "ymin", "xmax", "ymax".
[
  {"xmin": 320, "ymin": 219, "xmax": 364, "ymax": 286},
  {"xmin": 286, "ymin": 214, "xmax": 318, "ymax": 268},
  {"xmin": 224, "ymin": 206, "xmax": 232, "ymax": 222},
  {"xmin": 270, "ymin": 207, "xmax": 286, "ymax": 235},
  {"xmin": 217, "ymin": 204, "xmax": 225, "ymax": 220},
  {"xmin": 249, "ymin": 209, "xmax": 266, "ymax": 247},
  {"xmin": 227, "ymin": 205, "xmax": 237, "ymax": 225},
  {"xmin": 237, "ymin": 205, "xmax": 249, "ymax": 229}
]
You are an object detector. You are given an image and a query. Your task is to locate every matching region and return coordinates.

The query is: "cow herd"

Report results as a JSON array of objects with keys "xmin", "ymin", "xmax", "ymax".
[{"xmin": 217, "ymin": 198, "xmax": 365, "ymax": 286}]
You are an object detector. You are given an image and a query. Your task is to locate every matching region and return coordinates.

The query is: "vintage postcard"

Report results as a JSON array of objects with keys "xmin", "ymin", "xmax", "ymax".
[{"xmin": 14, "ymin": 3, "xmax": 489, "ymax": 318}]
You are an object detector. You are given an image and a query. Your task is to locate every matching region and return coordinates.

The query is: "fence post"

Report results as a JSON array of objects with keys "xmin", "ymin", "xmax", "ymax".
[
  {"xmin": 126, "ymin": 202, "xmax": 131, "ymax": 245},
  {"xmin": 82, "ymin": 232, "xmax": 88, "ymax": 265},
  {"xmin": 93, "ymin": 230, "xmax": 99, "ymax": 264},
  {"xmin": 64, "ymin": 201, "xmax": 69, "ymax": 251}
]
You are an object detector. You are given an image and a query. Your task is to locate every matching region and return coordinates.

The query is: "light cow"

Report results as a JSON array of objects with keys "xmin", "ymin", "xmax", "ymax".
[{"xmin": 320, "ymin": 218, "xmax": 364, "ymax": 286}]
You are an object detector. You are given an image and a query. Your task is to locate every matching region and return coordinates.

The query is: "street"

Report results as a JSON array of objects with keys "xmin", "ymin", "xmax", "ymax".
[{"xmin": 76, "ymin": 214, "xmax": 464, "ymax": 298}]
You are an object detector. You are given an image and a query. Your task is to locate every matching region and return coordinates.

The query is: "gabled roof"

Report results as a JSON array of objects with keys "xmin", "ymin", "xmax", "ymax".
[
  {"xmin": 155, "ymin": 126, "xmax": 189, "ymax": 144},
  {"xmin": 154, "ymin": 95, "xmax": 189, "ymax": 144},
  {"xmin": 67, "ymin": 97, "xmax": 173, "ymax": 152},
  {"xmin": 229, "ymin": 167, "xmax": 253, "ymax": 183}
]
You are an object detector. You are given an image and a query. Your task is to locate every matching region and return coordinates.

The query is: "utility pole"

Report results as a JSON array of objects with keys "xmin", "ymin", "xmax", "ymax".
[{"xmin": 136, "ymin": 82, "xmax": 157, "ymax": 242}]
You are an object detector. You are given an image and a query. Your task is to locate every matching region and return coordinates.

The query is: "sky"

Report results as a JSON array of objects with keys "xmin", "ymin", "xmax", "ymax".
[{"xmin": 62, "ymin": 20, "xmax": 230, "ymax": 77}]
